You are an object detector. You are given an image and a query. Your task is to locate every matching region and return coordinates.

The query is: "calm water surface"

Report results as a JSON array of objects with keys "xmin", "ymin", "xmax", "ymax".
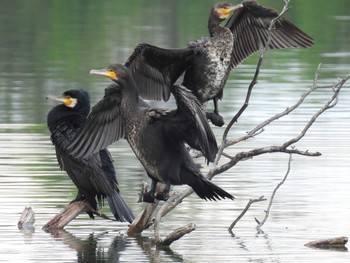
[{"xmin": 0, "ymin": 1, "xmax": 350, "ymax": 262}]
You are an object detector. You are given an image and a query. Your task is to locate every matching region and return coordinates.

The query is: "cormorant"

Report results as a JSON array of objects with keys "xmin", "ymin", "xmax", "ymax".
[
  {"xmin": 124, "ymin": 0, "xmax": 313, "ymax": 126},
  {"xmin": 47, "ymin": 89, "xmax": 134, "ymax": 223},
  {"xmin": 68, "ymin": 64, "xmax": 234, "ymax": 202}
]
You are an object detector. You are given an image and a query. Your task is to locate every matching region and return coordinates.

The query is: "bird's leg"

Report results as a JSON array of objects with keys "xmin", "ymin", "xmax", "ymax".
[
  {"xmin": 69, "ymin": 192, "xmax": 96, "ymax": 219},
  {"xmin": 143, "ymin": 178, "xmax": 157, "ymax": 203},
  {"xmin": 206, "ymin": 98, "xmax": 224, "ymax": 127},
  {"xmin": 70, "ymin": 191, "xmax": 85, "ymax": 203},
  {"xmin": 155, "ymin": 182, "xmax": 171, "ymax": 201}
]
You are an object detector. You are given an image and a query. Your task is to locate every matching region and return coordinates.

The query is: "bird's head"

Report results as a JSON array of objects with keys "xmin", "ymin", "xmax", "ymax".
[
  {"xmin": 90, "ymin": 64, "xmax": 130, "ymax": 83},
  {"xmin": 46, "ymin": 89, "xmax": 90, "ymax": 110},
  {"xmin": 212, "ymin": 2, "xmax": 243, "ymax": 21}
]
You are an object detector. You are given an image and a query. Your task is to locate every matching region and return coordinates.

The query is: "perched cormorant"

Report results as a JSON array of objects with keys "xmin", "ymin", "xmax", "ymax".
[
  {"xmin": 68, "ymin": 64, "xmax": 234, "ymax": 202},
  {"xmin": 124, "ymin": 0, "xmax": 313, "ymax": 126},
  {"xmin": 47, "ymin": 89, "xmax": 134, "ymax": 223}
]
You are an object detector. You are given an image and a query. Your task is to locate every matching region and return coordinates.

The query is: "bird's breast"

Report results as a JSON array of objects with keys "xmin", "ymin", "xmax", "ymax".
[
  {"xmin": 194, "ymin": 37, "xmax": 234, "ymax": 101},
  {"xmin": 125, "ymin": 115, "xmax": 164, "ymax": 181}
]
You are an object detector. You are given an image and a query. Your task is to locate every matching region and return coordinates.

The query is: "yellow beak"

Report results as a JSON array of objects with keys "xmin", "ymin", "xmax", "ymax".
[{"xmin": 90, "ymin": 69, "xmax": 118, "ymax": 80}]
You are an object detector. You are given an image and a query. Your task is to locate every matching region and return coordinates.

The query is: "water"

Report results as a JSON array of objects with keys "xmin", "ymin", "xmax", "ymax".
[{"xmin": 0, "ymin": 0, "xmax": 350, "ymax": 262}]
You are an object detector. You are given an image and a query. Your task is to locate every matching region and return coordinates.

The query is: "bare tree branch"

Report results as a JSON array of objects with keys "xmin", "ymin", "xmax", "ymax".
[
  {"xmin": 157, "ymin": 223, "xmax": 196, "ymax": 247},
  {"xmin": 222, "ymin": 0, "xmax": 291, "ymax": 143},
  {"xmin": 141, "ymin": 0, "xmax": 294, "ymax": 244},
  {"xmin": 228, "ymin": 196, "xmax": 266, "ymax": 232},
  {"xmin": 256, "ymin": 153, "xmax": 293, "ymax": 232},
  {"xmin": 144, "ymin": 54, "xmax": 350, "ymax": 245}
]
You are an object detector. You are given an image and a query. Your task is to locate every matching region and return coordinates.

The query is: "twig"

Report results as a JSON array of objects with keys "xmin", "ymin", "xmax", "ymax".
[
  {"xmin": 247, "ymin": 63, "xmax": 322, "ymax": 138},
  {"xmin": 228, "ymin": 196, "xmax": 266, "ymax": 232},
  {"xmin": 211, "ymin": 67, "xmax": 350, "ymax": 178},
  {"xmin": 282, "ymin": 69, "xmax": 348, "ymax": 149},
  {"xmin": 255, "ymin": 153, "xmax": 293, "ymax": 232}
]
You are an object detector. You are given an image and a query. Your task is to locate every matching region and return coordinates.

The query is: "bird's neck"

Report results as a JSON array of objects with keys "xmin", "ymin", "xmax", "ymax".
[
  {"xmin": 208, "ymin": 15, "xmax": 223, "ymax": 37},
  {"xmin": 120, "ymin": 80, "xmax": 142, "ymax": 119}
]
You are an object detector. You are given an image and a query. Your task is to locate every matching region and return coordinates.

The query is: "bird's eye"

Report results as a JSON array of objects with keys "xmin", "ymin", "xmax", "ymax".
[{"xmin": 64, "ymin": 96, "xmax": 78, "ymax": 108}]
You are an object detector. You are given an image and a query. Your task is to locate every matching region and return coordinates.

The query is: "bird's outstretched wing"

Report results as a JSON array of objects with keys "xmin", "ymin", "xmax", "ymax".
[
  {"xmin": 225, "ymin": 0, "xmax": 313, "ymax": 69},
  {"xmin": 125, "ymin": 43, "xmax": 194, "ymax": 101},
  {"xmin": 169, "ymin": 85, "xmax": 218, "ymax": 163},
  {"xmin": 68, "ymin": 85, "xmax": 125, "ymax": 160}
]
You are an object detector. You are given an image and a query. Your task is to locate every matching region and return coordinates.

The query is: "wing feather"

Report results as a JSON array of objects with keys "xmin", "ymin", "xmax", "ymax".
[
  {"xmin": 68, "ymin": 86, "xmax": 125, "ymax": 160},
  {"xmin": 225, "ymin": 0, "xmax": 313, "ymax": 69},
  {"xmin": 125, "ymin": 43, "xmax": 194, "ymax": 101},
  {"xmin": 171, "ymin": 85, "xmax": 218, "ymax": 162}
]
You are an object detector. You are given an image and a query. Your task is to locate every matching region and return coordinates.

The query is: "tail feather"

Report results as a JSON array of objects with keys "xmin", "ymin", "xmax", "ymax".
[
  {"xmin": 107, "ymin": 191, "xmax": 135, "ymax": 223},
  {"xmin": 190, "ymin": 177, "xmax": 234, "ymax": 201}
]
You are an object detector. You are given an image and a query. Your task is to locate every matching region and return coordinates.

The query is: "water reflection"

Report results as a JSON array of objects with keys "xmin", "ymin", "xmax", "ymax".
[
  {"xmin": 48, "ymin": 230, "xmax": 128, "ymax": 263},
  {"xmin": 46, "ymin": 228, "xmax": 187, "ymax": 263}
]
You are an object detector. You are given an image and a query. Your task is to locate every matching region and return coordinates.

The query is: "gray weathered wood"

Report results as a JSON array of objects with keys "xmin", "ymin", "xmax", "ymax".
[
  {"xmin": 18, "ymin": 206, "xmax": 35, "ymax": 230},
  {"xmin": 42, "ymin": 200, "xmax": 91, "ymax": 231},
  {"xmin": 305, "ymin": 236, "xmax": 348, "ymax": 248}
]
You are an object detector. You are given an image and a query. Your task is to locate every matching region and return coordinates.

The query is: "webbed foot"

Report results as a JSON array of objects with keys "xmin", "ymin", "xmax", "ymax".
[
  {"xmin": 206, "ymin": 112, "xmax": 225, "ymax": 127},
  {"xmin": 143, "ymin": 191, "xmax": 156, "ymax": 203},
  {"xmin": 155, "ymin": 191, "xmax": 169, "ymax": 201}
]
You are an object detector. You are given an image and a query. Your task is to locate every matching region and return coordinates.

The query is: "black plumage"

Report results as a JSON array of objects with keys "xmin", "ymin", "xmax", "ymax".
[
  {"xmin": 125, "ymin": 0, "xmax": 313, "ymax": 126},
  {"xmin": 47, "ymin": 89, "xmax": 134, "ymax": 223},
  {"xmin": 68, "ymin": 64, "xmax": 233, "ymax": 202}
]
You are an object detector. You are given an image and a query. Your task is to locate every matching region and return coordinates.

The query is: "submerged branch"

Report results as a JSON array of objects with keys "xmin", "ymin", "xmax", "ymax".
[
  {"xmin": 158, "ymin": 223, "xmax": 196, "ymax": 247},
  {"xmin": 228, "ymin": 196, "xmax": 266, "ymax": 232},
  {"xmin": 256, "ymin": 154, "xmax": 293, "ymax": 232}
]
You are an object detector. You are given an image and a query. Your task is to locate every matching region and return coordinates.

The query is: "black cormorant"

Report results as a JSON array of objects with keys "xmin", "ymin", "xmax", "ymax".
[
  {"xmin": 124, "ymin": 0, "xmax": 313, "ymax": 126},
  {"xmin": 68, "ymin": 64, "xmax": 234, "ymax": 202},
  {"xmin": 47, "ymin": 89, "xmax": 134, "ymax": 222}
]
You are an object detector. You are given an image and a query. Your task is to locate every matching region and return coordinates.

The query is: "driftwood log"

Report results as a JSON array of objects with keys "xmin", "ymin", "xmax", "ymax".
[{"xmin": 305, "ymin": 236, "xmax": 348, "ymax": 251}]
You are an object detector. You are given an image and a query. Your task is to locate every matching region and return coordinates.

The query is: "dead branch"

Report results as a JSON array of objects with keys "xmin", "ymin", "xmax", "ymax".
[
  {"xmin": 136, "ymin": 61, "xmax": 349, "ymax": 244},
  {"xmin": 127, "ymin": 182, "xmax": 167, "ymax": 236},
  {"xmin": 247, "ymin": 64, "xmax": 321, "ymax": 139},
  {"xmin": 125, "ymin": 0, "xmax": 344, "ymax": 242},
  {"xmin": 127, "ymin": 201, "xmax": 159, "ymax": 236},
  {"xmin": 222, "ymin": 0, "xmax": 290, "ymax": 143},
  {"xmin": 228, "ymin": 196, "xmax": 266, "ymax": 232},
  {"xmin": 211, "ymin": 65, "xmax": 350, "ymax": 179},
  {"xmin": 158, "ymin": 223, "xmax": 196, "ymax": 247},
  {"xmin": 43, "ymin": 201, "xmax": 90, "ymax": 231},
  {"xmin": 42, "ymin": 200, "xmax": 114, "ymax": 231},
  {"xmin": 256, "ymin": 154, "xmax": 293, "ymax": 232}
]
